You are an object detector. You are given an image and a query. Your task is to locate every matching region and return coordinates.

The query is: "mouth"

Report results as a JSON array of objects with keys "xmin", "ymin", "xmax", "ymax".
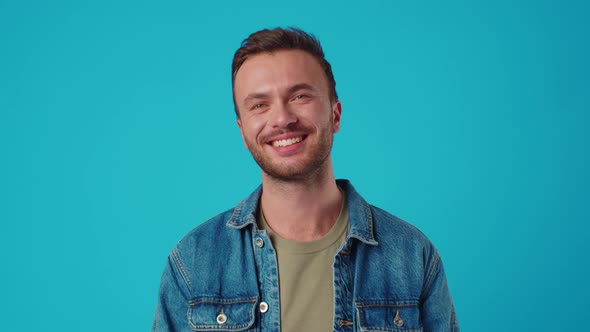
[{"xmin": 271, "ymin": 135, "xmax": 305, "ymax": 147}]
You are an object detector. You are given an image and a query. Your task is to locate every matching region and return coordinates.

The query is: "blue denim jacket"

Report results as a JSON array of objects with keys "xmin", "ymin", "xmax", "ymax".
[{"xmin": 154, "ymin": 180, "xmax": 459, "ymax": 332}]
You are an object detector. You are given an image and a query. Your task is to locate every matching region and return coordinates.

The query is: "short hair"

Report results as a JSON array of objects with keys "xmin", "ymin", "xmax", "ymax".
[{"xmin": 231, "ymin": 27, "xmax": 338, "ymax": 117}]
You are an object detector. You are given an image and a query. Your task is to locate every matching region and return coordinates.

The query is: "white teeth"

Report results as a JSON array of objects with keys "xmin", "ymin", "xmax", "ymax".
[{"xmin": 272, "ymin": 136, "xmax": 303, "ymax": 147}]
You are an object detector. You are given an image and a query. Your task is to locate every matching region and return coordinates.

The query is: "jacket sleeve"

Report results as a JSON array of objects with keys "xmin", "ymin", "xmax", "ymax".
[
  {"xmin": 420, "ymin": 248, "xmax": 460, "ymax": 332},
  {"xmin": 153, "ymin": 248, "xmax": 193, "ymax": 332}
]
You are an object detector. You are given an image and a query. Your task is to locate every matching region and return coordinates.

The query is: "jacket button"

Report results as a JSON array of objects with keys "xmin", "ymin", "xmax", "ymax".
[
  {"xmin": 255, "ymin": 238, "xmax": 264, "ymax": 248},
  {"xmin": 259, "ymin": 301, "xmax": 269, "ymax": 313},
  {"xmin": 216, "ymin": 313, "xmax": 227, "ymax": 325},
  {"xmin": 394, "ymin": 310, "xmax": 404, "ymax": 327}
]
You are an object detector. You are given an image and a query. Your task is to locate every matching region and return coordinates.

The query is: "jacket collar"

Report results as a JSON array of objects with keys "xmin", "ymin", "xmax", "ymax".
[{"xmin": 226, "ymin": 179, "xmax": 378, "ymax": 245}]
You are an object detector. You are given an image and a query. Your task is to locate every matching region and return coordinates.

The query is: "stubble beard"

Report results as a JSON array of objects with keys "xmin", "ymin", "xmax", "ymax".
[{"xmin": 247, "ymin": 122, "xmax": 334, "ymax": 183}]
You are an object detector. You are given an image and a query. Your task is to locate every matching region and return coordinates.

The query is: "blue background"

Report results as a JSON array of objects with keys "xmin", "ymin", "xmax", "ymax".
[{"xmin": 1, "ymin": 0, "xmax": 588, "ymax": 330}]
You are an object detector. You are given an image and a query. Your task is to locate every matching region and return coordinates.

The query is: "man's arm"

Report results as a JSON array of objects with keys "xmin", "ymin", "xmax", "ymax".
[
  {"xmin": 420, "ymin": 248, "xmax": 460, "ymax": 332},
  {"xmin": 153, "ymin": 248, "xmax": 192, "ymax": 332}
]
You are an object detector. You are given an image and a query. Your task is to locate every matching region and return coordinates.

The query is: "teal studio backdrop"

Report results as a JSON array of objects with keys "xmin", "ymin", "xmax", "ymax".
[{"xmin": 0, "ymin": 0, "xmax": 588, "ymax": 331}]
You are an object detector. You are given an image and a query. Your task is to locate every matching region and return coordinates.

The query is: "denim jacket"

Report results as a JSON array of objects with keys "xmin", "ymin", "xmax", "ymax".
[{"xmin": 154, "ymin": 180, "xmax": 459, "ymax": 332}]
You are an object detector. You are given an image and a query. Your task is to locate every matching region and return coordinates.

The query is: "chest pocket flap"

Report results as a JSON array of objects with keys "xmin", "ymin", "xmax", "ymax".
[
  {"xmin": 355, "ymin": 300, "xmax": 422, "ymax": 332},
  {"xmin": 188, "ymin": 296, "xmax": 258, "ymax": 331}
]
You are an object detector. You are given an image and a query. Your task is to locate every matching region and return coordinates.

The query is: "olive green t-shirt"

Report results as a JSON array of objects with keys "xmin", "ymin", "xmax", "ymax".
[{"xmin": 258, "ymin": 195, "xmax": 349, "ymax": 332}]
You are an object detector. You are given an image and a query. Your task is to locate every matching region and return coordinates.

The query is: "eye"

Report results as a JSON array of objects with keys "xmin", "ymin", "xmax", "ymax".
[
  {"xmin": 251, "ymin": 103, "xmax": 265, "ymax": 110},
  {"xmin": 293, "ymin": 94, "xmax": 309, "ymax": 101}
]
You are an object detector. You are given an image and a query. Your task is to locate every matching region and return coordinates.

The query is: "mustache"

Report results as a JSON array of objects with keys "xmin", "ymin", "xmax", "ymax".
[{"xmin": 260, "ymin": 126, "xmax": 312, "ymax": 142}]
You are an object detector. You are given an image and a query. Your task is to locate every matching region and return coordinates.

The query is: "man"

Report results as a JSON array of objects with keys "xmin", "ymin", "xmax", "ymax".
[{"xmin": 154, "ymin": 27, "xmax": 459, "ymax": 332}]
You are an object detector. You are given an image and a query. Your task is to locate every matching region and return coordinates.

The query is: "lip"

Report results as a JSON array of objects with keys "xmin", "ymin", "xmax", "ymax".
[
  {"xmin": 266, "ymin": 133, "xmax": 308, "ymax": 155},
  {"xmin": 265, "ymin": 132, "xmax": 308, "ymax": 144}
]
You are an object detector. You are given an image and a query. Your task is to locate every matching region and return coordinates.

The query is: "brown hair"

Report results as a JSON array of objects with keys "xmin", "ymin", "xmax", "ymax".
[{"xmin": 231, "ymin": 27, "xmax": 338, "ymax": 117}]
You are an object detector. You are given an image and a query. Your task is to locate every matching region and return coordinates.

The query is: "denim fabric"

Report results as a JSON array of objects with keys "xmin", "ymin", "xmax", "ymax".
[{"xmin": 153, "ymin": 179, "xmax": 459, "ymax": 332}]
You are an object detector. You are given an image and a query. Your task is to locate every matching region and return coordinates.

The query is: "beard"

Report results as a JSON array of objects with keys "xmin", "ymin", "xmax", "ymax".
[{"xmin": 246, "ymin": 121, "xmax": 334, "ymax": 182}]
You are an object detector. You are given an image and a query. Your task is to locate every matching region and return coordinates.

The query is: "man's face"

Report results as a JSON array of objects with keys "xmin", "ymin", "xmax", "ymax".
[{"xmin": 234, "ymin": 50, "xmax": 341, "ymax": 181}]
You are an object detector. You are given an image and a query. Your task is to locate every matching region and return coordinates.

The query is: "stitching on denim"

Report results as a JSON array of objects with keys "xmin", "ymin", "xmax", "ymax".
[
  {"xmin": 187, "ymin": 306, "xmax": 195, "ymax": 330},
  {"xmin": 339, "ymin": 319, "xmax": 353, "ymax": 326},
  {"xmin": 356, "ymin": 303, "xmax": 419, "ymax": 308},
  {"xmin": 171, "ymin": 247, "xmax": 192, "ymax": 293},
  {"xmin": 422, "ymin": 249, "xmax": 440, "ymax": 300},
  {"xmin": 187, "ymin": 310, "xmax": 254, "ymax": 331},
  {"xmin": 367, "ymin": 204, "xmax": 374, "ymax": 241},
  {"xmin": 226, "ymin": 186, "xmax": 262, "ymax": 229},
  {"xmin": 189, "ymin": 297, "xmax": 257, "ymax": 306},
  {"xmin": 187, "ymin": 298, "xmax": 257, "ymax": 331},
  {"xmin": 345, "ymin": 241, "xmax": 354, "ymax": 292},
  {"xmin": 189, "ymin": 322, "xmax": 252, "ymax": 331},
  {"xmin": 355, "ymin": 301, "xmax": 422, "ymax": 331},
  {"xmin": 359, "ymin": 205, "xmax": 378, "ymax": 245},
  {"xmin": 355, "ymin": 299, "xmax": 419, "ymax": 306},
  {"xmin": 362, "ymin": 329, "xmax": 423, "ymax": 332},
  {"xmin": 227, "ymin": 204, "xmax": 242, "ymax": 226}
]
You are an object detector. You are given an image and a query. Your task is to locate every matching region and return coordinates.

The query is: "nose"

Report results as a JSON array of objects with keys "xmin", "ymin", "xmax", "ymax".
[{"xmin": 269, "ymin": 102, "xmax": 297, "ymax": 128}]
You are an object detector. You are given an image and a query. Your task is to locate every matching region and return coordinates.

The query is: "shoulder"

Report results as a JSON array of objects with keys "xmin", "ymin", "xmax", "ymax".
[
  {"xmin": 370, "ymin": 205, "xmax": 429, "ymax": 240},
  {"xmin": 339, "ymin": 179, "xmax": 435, "ymax": 253},
  {"xmin": 365, "ymin": 205, "xmax": 442, "ymax": 288},
  {"xmin": 369, "ymin": 204, "xmax": 436, "ymax": 255},
  {"xmin": 167, "ymin": 184, "xmax": 261, "ymax": 268},
  {"xmin": 173, "ymin": 207, "xmax": 237, "ymax": 254},
  {"xmin": 161, "ymin": 204, "xmax": 261, "ymax": 297},
  {"xmin": 166, "ymin": 207, "xmax": 248, "ymax": 287}
]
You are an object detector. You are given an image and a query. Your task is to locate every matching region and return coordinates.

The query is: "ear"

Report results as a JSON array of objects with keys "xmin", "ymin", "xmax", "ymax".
[
  {"xmin": 236, "ymin": 118, "xmax": 250, "ymax": 150},
  {"xmin": 331, "ymin": 101, "xmax": 342, "ymax": 133}
]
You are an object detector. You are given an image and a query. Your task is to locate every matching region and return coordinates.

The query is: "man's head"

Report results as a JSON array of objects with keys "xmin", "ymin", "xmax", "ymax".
[
  {"xmin": 232, "ymin": 28, "xmax": 342, "ymax": 182},
  {"xmin": 232, "ymin": 27, "xmax": 338, "ymax": 117}
]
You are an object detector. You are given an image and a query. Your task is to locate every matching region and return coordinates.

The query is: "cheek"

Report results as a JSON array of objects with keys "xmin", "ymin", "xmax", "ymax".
[
  {"xmin": 314, "ymin": 110, "xmax": 334, "ymax": 129},
  {"xmin": 242, "ymin": 117, "xmax": 267, "ymax": 141}
]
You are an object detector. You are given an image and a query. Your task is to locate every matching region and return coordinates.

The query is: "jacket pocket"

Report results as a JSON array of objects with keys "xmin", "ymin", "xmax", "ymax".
[
  {"xmin": 355, "ymin": 300, "xmax": 422, "ymax": 332},
  {"xmin": 187, "ymin": 296, "xmax": 258, "ymax": 331}
]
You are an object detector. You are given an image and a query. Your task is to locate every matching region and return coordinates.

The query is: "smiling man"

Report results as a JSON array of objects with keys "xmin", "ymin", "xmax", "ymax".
[
  {"xmin": 154, "ymin": 28, "xmax": 459, "ymax": 332},
  {"xmin": 236, "ymin": 50, "xmax": 338, "ymax": 183}
]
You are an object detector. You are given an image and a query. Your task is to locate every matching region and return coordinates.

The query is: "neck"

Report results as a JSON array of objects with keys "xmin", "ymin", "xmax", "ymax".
[{"xmin": 260, "ymin": 158, "xmax": 342, "ymax": 242}]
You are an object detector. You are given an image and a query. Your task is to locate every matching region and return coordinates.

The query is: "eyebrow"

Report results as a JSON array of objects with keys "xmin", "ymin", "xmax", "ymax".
[
  {"xmin": 243, "ymin": 92, "xmax": 269, "ymax": 106},
  {"xmin": 286, "ymin": 83, "xmax": 318, "ymax": 95},
  {"xmin": 242, "ymin": 83, "xmax": 319, "ymax": 105}
]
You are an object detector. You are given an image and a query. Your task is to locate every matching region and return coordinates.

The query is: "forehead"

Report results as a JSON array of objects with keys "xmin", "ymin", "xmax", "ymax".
[{"xmin": 234, "ymin": 49, "xmax": 328, "ymax": 98}]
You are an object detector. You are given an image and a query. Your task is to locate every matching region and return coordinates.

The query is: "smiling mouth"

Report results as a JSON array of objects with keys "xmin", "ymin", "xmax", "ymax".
[{"xmin": 271, "ymin": 136, "xmax": 305, "ymax": 147}]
